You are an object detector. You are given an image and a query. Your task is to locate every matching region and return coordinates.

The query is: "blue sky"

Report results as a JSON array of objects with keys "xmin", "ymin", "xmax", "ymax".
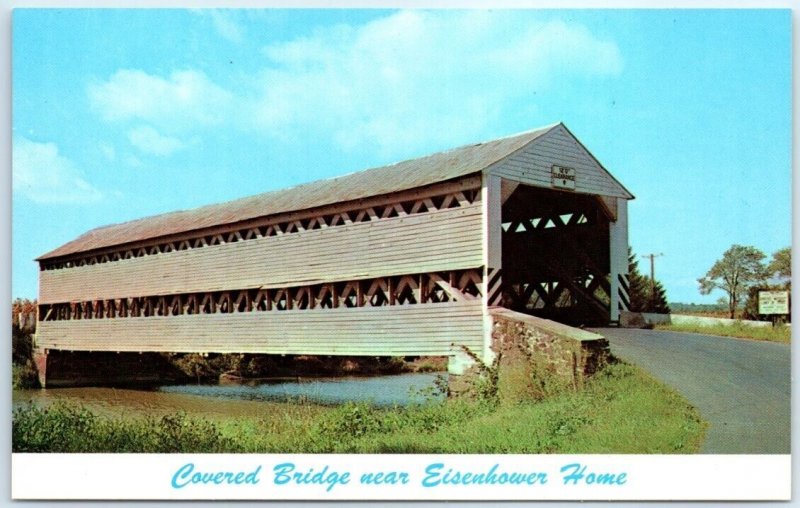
[{"xmin": 11, "ymin": 9, "xmax": 791, "ymax": 304}]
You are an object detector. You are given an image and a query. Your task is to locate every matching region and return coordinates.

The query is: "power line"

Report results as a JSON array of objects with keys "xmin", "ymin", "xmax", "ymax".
[{"xmin": 642, "ymin": 253, "xmax": 664, "ymax": 303}]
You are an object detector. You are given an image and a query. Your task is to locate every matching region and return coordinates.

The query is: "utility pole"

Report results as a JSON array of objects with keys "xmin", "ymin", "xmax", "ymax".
[{"xmin": 643, "ymin": 253, "xmax": 663, "ymax": 308}]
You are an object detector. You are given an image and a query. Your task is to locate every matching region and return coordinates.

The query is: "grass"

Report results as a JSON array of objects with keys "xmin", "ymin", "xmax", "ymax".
[
  {"xmin": 13, "ymin": 361, "xmax": 706, "ymax": 454},
  {"xmin": 655, "ymin": 322, "xmax": 791, "ymax": 343}
]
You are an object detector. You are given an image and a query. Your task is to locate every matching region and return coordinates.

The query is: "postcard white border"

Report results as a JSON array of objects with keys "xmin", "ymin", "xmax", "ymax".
[
  {"xmin": 11, "ymin": 453, "xmax": 792, "ymax": 500},
  {"xmin": 5, "ymin": 3, "xmax": 798, "ymax": 504}
]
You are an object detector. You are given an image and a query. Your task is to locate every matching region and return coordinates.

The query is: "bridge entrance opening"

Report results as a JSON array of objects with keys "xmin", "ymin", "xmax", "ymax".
[{"xmin": 499, "ymin": 183, "xmax": 614, "ymax": 326}]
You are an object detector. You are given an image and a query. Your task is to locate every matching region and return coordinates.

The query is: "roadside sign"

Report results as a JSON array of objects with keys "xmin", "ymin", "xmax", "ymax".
[{"xmin": 758, "ymin": 290, "xmax": 789, "ymax": 315}]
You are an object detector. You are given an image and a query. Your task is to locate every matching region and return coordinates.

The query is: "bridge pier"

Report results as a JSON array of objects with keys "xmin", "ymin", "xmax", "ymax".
[
  {"xmin": 447, "ymin": 347, "xmax": 481, "ymax": 397},
  {"xmin": 448, "ymin": 309, "xmax": 610, "ymax": 400},
  {"xmin": 33, "ymin": 348, "xmax": 48, "ymax": 388}
]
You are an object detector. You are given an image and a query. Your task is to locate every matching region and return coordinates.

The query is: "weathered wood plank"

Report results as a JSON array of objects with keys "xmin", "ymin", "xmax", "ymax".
[
  {"xmin": 37, "ymin": 301, "xmax": 484, "ymax": 356},
  {"xmin": 40, "ymin": 205, "xmax": 483, "ymax": 303},
  {"xmin": 487, "ymin": 124, "xmax": 630, "ymax": 199}
]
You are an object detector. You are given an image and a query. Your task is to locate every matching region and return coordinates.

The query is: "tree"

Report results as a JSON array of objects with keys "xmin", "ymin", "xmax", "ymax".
[
  {"xmin": 742, "ymin": 247, "xmax": 791, "ymax": 321},
  {"xmin": 698, "ymin": 245, "xmax": 769, "ymax": 319},
  {"xmin": 742, "ymin": 284, "xmax": 778, "ymax": 321},
  {"xmin": 626, "ymin": 248, "xmax": 649, "ymax": 312},
  {"xmin": 627, "ymin": 248, "xmax": 670, "ymax": 313},
  {"xmin": 648, "ymin": 280, "xmax": 671, "ymax": 314},
  {"xmin": 768, "ymin": 247, "xmax": 791, "ymax": 289}
]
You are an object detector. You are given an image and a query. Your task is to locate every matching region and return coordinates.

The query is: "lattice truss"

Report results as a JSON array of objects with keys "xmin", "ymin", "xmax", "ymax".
[
  {"xmin": 500, "ymin": 185, "xmax": 612, "ymax": 324},
  {"xmin": 40, "ymin": 181, "xmax": 481, "ymax": 271},
  {"xmin": 39, "ymin": 269, "xmax": 483, "ymax": 322}
]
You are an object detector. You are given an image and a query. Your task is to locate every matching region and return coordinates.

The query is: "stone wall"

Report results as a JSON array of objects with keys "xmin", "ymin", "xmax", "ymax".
[{"xmin": 448, "ymin": 308, "xmax": 610, "ymax": 401}]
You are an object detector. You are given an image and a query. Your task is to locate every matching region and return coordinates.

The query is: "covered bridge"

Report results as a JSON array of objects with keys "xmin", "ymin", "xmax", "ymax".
[{"xmin": 34, "ymin": 122, "xmax": 632, "ymax": 386}]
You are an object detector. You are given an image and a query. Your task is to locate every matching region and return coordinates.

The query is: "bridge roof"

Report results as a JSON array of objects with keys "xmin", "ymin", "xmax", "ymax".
[{"xmin": 38, "ymin": 122, "xmax": 627, "ymax": 261}]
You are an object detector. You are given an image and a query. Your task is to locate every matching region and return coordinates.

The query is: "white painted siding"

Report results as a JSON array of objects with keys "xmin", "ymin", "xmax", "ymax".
[
  {"xmin": 609, "ymin": 198, "xmax": 629, "ymax": 321},
  {"xmin": 487, "ymin": 124, "xmax": 631, "ymax": 199},
  {"xmin": 36, "ymin": 300, "xmax": 484, "ymax": 356},
  {"xmin": 39, "ymin": 204, "xmax": 483, "ymax": 303}
]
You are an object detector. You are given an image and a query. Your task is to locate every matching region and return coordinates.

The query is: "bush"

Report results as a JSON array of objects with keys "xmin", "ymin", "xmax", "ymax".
[
  {"xmin": 12, "ymin": 403, "xmax": 234, "ymax": 453},
  {"xmin": 12, "ymin": 324, "xmax": 39, "ymax": 389},
  {"xmin": 146, "ymin": 413, "xmax": 232, "ymax": 453},
  {"xmin": 12, "ymin": 362, "xmax": 39, "ymax": 389},
  {"xmin": 12, "ymin": 325, "xmax": 34, "ymax": 365},
  {"xmin": 13, "ymin": 403, "xmax": 96, "ymax": 453}
]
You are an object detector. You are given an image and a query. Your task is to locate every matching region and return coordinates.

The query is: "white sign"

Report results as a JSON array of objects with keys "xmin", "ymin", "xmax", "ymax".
[
  {"xmin": 551, "ymin": 165, "xmax": 576, "ymax": 190},
  {"xmin": 758, "ymin": 291, "xmax": 789, "ymax": 315}
]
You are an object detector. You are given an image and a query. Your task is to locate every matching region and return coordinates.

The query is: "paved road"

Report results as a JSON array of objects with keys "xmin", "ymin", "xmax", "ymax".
[{"xmin": 592, "ymin": 328, "xmax": 790, "ymax": 454}]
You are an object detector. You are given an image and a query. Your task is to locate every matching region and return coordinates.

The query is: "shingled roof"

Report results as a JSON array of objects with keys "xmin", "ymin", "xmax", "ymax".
[{"xmin": 38, "ymin": 122, "xmax": 623, "ymax": 261}]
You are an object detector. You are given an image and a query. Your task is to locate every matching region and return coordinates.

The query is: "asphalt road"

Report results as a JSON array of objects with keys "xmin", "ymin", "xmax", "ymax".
[{"xmin": 592, "ymin": 328, "xmax": 791, "ymax": 454}]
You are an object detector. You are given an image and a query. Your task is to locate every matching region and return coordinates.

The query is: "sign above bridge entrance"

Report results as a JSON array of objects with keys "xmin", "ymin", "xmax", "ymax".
[{"xmin": 551, "ymin": 165, "xmax": 576, "ymax": 190}]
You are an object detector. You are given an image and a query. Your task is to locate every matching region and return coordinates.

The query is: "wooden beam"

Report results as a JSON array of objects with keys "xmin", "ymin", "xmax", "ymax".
[{"xmin": 434, "ymin": 279, "xmax": 477, "ymax": 301}]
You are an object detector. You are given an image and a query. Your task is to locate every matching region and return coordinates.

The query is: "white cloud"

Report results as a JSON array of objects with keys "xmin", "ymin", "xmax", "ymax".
[
  {"xmin": 190, "ymin": 9, "xmax": 245, "ymax": 43},
  {"xmin": 252, "ymin": 11, "xmax": 624, "ymax": 155},
  {"xmin": 127, "ymin": 125, "xmax": 185, "ymax": 156},
  {"xmin": 208, "ymin": 10, "xmax": 243, "ymax": 43},
  {"xmin": 13, "ymin": 137, "xmax": 103, "ymax": 204},
  {"xmin": 88, "ymin": 69, "xmax": 234, "ymax": 128},
  {"xmin": 87, "ymin": 12, "xmax": 623, "ymax": 159}
]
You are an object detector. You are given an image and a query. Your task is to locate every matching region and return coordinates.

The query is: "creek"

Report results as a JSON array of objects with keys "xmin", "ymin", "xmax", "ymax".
[{"xmin": 12, "ymin": 372, "xmax": 445, "ymax": 420}]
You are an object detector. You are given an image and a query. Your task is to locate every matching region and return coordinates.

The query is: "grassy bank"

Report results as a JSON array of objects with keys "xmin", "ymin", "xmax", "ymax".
[
  {"xmin": 655, "ymin": 322, "xmax": 791, "ymax": 343},
  {"xmin": 13, "ymin": 361, "xmax": 706, "ymax": 454}
]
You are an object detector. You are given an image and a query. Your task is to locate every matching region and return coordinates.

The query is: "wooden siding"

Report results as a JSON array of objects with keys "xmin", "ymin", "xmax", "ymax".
[
  {"xmin": 488, "ymin": 124, "xmax": 631, "ymax": 199},
  {"xmin": 609, "ymin": 198, "xmax": 629, "ymax": 321},
  {"xmin": 39, "ymin": 204, "xmax": 483, "ymax": 303},
  {"xmin": 36, "ymin": 300, "xmax": 484, "ymax": 356}
]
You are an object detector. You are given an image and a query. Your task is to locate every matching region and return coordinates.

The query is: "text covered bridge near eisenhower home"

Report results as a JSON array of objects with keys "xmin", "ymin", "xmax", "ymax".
[{"xmin": 34, "ymin": 122, "xmax": 633, "ymax": 386}]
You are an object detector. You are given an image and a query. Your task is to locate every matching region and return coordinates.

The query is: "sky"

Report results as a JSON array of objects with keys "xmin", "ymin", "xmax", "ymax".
[{"xmin": 10, "ymin": 8, "xmax": 792, "ymax": 304}]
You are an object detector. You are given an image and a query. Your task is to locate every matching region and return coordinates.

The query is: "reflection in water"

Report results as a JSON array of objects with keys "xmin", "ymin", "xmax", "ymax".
[{"xmin": 12, "ymin": 373, "xmax": 445, "ymax": 419}]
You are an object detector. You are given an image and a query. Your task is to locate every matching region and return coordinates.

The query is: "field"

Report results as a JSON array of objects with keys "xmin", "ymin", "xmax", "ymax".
[
  {"xmin": 13, "ymin": 361, "xmax": 706, "ymax": 454},
  {"xmin": 655, "ymin": 322, "xmax": 791, "ymax": 343}
]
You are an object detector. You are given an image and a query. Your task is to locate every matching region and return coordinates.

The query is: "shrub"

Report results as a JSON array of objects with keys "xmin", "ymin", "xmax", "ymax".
[
  {"xmin": 13, "ymin": 402, "xmax": 96, "ymax": 453},
  {"xmin": 12, "ymin": 325, "xmax": 34, "ymax": 365},
  {"xmin": 12, "ymin": 403, "xmax": 234, "ymax": 453},
  {"xmin": 148, "ymin": 413, "xmax": 232, "ymax": 453},
  {"xmin": 12, "ymin": 361, "xmax": 39, "ymax": 389}
]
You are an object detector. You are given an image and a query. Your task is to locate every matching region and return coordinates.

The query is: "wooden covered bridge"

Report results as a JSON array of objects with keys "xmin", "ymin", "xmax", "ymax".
[{"xmin": 34, "ymin": 122, "xmax": 632, "ymax": 386}]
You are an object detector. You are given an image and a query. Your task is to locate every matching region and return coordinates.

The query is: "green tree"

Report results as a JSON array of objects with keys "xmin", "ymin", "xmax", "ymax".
[
  {"xmin": 628, "ymin": 248, "xmax": 670, "ymax": 313},
  {"xmin": 698, "ymin": 245, "xmax": 769, "ymax": 319},
  {"xmin": 768, "ymin": 247, "xmax": 791, "ymax": 289},
  {"xmin": 648, "ymin": 280, "xmax": 671, "ymax": 314},
  {"xmin": 742, "ymin": 247, "xmax": 791, "ymax": 321}
]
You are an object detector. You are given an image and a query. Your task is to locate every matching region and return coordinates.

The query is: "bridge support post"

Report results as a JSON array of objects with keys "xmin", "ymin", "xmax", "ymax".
[
  {"xmin": 447, "ymin": 348, "xmax": 479, "ymax": 397},
  {"xmin": 33, "ymin": 348, "xmax": 48, "ymax": 388},
  {"xmin": 609, "ymin": 198, "xmax": 629, "ymax": 323}
]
